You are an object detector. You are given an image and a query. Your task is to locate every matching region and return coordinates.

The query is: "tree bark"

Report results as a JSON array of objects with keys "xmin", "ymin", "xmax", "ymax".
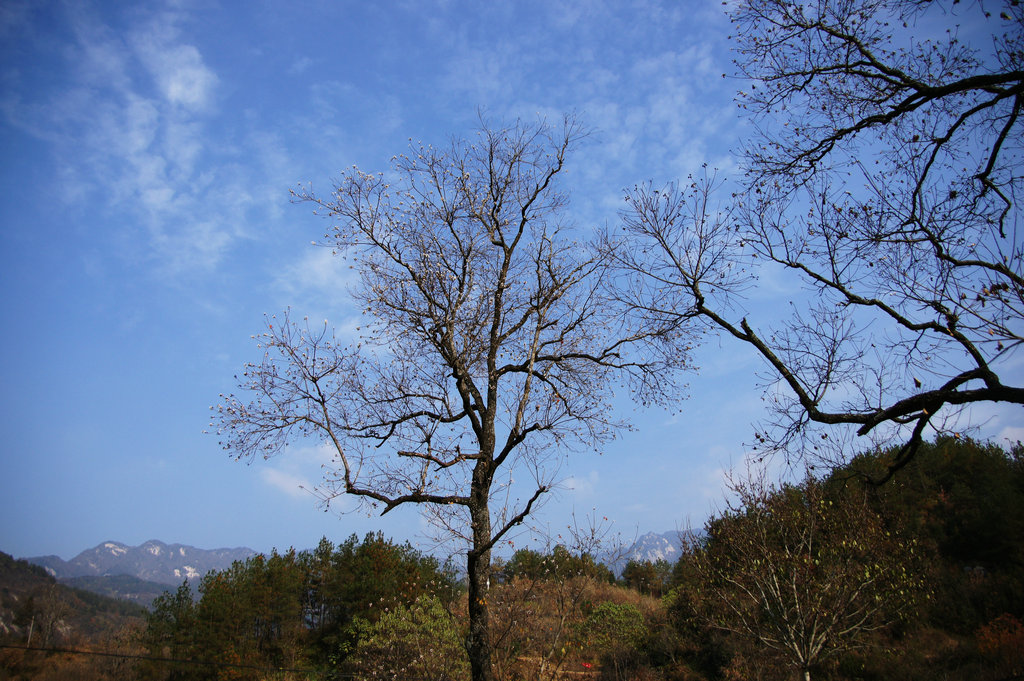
[{"xmin": 467, "ymin": 475, "xmax": 495, "ymax": 681}]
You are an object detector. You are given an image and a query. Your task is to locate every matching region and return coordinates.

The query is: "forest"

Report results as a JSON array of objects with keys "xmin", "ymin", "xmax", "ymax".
[{"xmin": 2, "ymin": 437, "xmax": 1022, "ymax": 680}]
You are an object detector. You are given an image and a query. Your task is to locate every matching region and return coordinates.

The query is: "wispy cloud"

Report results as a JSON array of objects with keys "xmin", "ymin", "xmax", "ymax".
[
  {"xmin": 0, "ymin": 2, "xmax": 252, "ymax": 277},
  {"xmin": 271, "ymin": 246, "xmax": 364, "ymax": 330},
  {"xmin": 288, "ymin": 56, "xmax": 314, "ymax": 76},
  {"xmin": 261, "ymin": 468, "xmax": 313, "ymax": 499},
  {"xmin": 421, "ymin": 1, "xmax": 738, "ymax": 225},
  {"xmin": 277, "ymin": 247, "xmax": 355, "ymax": 295},
  {"xmin": 563, "ymin": 470, "xmax": 599, "ymax": 497},
  {"xmin": 259, "ymin": 442, "xmax": 349, "ymax": 505},
  {"xmin": 960, "ymin": 401, "xmax": 1024, "ymax": 447},
  {"xmin": 135, "ymin": 41, "xmax": 217, "ymax": 112},
  {"xmin": 998, "ymin": 426, "xmax": 1024, "ymax": 444}
]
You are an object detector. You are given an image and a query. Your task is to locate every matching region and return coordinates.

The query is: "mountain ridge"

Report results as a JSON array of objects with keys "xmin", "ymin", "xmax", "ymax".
[
  {"xmin": 25, "ymin": 539, "xmax": 256, "ymax": 586},
  {"xmin": 607, "ymin": 530, "xmax": 689, "ymax": 573},
  {"xmin": 22, "ymin": 531, "xmax": 689, "ymax": 593}
]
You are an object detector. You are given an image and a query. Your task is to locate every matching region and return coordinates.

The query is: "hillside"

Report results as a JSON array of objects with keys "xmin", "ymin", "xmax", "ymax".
[
  {"xmin": 62, "ymin": 574, "xmax": 173, "ymax": 609},
  {"xmin": 0, "ymin": 550, "xmax": 146, "ymax": 644}
]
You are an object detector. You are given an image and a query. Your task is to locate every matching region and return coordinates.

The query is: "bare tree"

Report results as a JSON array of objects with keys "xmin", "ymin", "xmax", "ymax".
[
  {"xmin": 687, "ymin": 472, "xmax": 920, "ymax": 681},
  {"xmin": 215, "ymin": 117, "xmax": 685, "ymax": 681},
  {"xmin": 615, "ymin": 0, "xmax": 1024, "ymax": 478}
]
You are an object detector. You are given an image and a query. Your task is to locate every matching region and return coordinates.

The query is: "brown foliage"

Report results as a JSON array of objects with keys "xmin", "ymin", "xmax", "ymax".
[{"xmin": 977, "ymin": 614, "xmax": 1024, "ymax": 677}]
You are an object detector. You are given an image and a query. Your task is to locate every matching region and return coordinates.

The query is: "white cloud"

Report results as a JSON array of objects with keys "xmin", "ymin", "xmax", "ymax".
[
  {"xmin": 963, "ymin": 400, "xmax": 1024, "ymax": 447},
  {"xmin": 128, "ymin": 4, "xmax": 218, "ymax": 111},
  {"xmin": 278, "ymin": 247, "xmax": 356, "ymax": 297},
  {"xmin": 270, "ymin": 247, "xmax": 367, "ymax": 338},
  {"xmin": 563, "ymin": 470, "xmax": 599, "ymax": 496},
  {"xmin": 145, "ymin": 43, "xmax": 217, "ymax": 111},
  {"xmin": 997, "ymin": 426, "xmax": 1024, "ymax": 444},
  {"xmin": 288, "ymin": 56, "xmax": 314, "ymax": 75},
  {"xmin": 261, "ymin": 468, "xmax": 313, "ymax": 499},
  {"xmin": 289, "ymin": 442, "xmax": 339, "ymax": 468},
  {"xmin": 259, "ymin": 443, "xmax": 347, "ymax": 504},
  {"xmin": 0, "ymin": 2, "xmax": 247, "ymax": 277}
]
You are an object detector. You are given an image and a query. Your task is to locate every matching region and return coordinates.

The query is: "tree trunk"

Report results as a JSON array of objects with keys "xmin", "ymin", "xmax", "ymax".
[
  {"xmin": 467, "ymin": 548, "xmax": 494, "ymax": 681},
  {"xmin": 467, "ymin": 473, "xmax": 495, "ymax": 681}
]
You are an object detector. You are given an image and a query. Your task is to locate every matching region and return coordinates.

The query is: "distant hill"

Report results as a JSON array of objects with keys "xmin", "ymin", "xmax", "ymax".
[
  {"xmin": 26, "ymin": 539, "xmax": 255, "ymax": 586},
  {"xmin": 62, "ymin": 574, "xmax": 173, "ymax": 609},
  {"xmin": 0, "ymin": 550, "xmax": 146, "ymax": 645}
]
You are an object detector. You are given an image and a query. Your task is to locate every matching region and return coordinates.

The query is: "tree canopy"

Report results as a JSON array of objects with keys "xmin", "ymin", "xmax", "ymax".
[
  {"xmin": 680, "ymin": 472, "xmax": 923, "ymax": 681},
  {"xmin": 216, "ymin": 116, "xmax": 688, "ymax": 681},
  {"xmin": 613, "ymin": 0, "xmax": 1024, "ymax": 476}
]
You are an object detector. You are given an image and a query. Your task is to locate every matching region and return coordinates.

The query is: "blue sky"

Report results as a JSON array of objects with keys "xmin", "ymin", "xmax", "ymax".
[{"xmin": 2, "ymin": 0, "xmax": 1018, "ymax": 562}]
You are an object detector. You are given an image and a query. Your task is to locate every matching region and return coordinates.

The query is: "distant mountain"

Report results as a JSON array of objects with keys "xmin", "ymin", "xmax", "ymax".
[
  {"xmin": 625, "ymin": 530, "xmax": 685, "ymax": 563},
  {"xmin": 26, "ymin": 540, "xmax": 255, "ymax": 586},
  {"xmin": 604, "ymin": 530, "xmax": 694, "ymax": 574}
]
